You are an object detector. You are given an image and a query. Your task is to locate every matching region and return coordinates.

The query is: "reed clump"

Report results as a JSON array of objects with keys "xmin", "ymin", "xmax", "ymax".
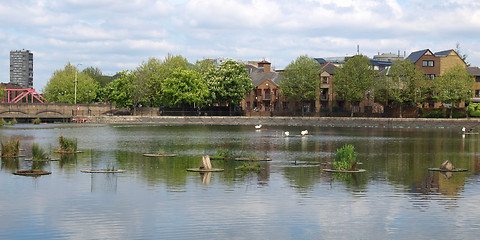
[
  {"xmin": 1, "ymin": 139, "xmax": 20, "ymax": 157},
  {"xmin": 58, "ymin": 136, "xmax": 77, "ymax": 152}
]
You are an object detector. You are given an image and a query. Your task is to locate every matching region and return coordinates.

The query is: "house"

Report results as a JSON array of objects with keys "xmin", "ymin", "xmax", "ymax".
[
  {"xmin": 467, "ymin": 66, "xmax": 480, "ymax": 103},
  {"xmin": 241, "ymin": 60, "xmax": 284, "ymax": 115},
  {"xmin": 406, "ymin": 49, "xmax": 467, "ymax": 107}
]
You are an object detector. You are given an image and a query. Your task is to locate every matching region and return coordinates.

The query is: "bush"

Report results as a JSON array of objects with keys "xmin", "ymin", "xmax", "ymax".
[
  {"xmin": 467, "ymin": 103, "xmax": 480, "ymax": 117},
  {"xmin": 452, "ymin": 112, "xmax": 466, "ymax": 118},
  {"xmin": 424, "ymin": 109, "xmax": 445, "ymax": 118},
  {"xmin": 333, "ymin": 144, "xmax": 358, "ymax": 171},
  {"xmin": 33, "ymin": 118, "xmax": 41, "ymax": 124}
]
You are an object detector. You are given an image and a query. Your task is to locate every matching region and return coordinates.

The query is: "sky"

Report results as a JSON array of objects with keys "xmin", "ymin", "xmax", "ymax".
[{"xmin": 1, "ymin": 0, "xmax": 480, "ymax": 91}]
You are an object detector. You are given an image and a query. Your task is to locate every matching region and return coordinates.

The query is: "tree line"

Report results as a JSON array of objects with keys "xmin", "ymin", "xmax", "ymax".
[
  {"xmin": 42, "ymin": 54, "xmax": 253, "ymax": 113},
  {"xmin": 279, "ymin": 55, "xmax": 475, "ymax": 117}
]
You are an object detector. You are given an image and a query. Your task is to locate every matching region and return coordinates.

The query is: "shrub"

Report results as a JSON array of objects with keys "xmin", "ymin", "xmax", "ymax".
[
  {"xmin": 467, "ymin": 103, "xmax": 480, "ymax": 117},
  {"xmin": 7, "ymin": 118, "xmax": 17, "ymax": 125},
  {"xmin": 424, "ymin": 109, "xmax": 445, "ymax": 118},
  {"xmin": 33, "ymin": 118, "xmax": 42, "ymax": 124},
  {"xmin": 333, "ymin": 144, "xmax": 358, "ymax": 171},
  {"xmin": 59, "ymin": 136, "xmax": 77, "ymax": 152},
  {"xmin": 1, "ymin": 139, "xmax": 20, "ymax": 157},
  {"xmin": 452, "ymin": 112, "xmax": 466, "ymax": 118}
]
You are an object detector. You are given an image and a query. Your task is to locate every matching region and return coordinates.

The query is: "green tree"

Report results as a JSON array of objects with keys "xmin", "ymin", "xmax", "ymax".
[
  {"xmin": 333, "ymin": 55, "xmax": 374, "ymax": 117},
  {"xmin": 162, "ymin": 69, "xmax": 209, "ymax": 108},
  {"xmin": 43, "ymin": 63, "xmax": 99, "ymax": 103},
  {"xmin": 434, "ymin": 64, "xmax": 475, "ymax": 118},
  {"xmin": 205, "ymin": 60, "xmax": 253, "ymax": 111},
  {"xmin": 82, "ymin": 66, "xmax": 114, "ymax": 87},
  {"xmin": 376, "ymin": 60, "xmax": 428, "ymax": 117},
  {"xmin": 139, "ymin": 54, "xmax": 191, "ymax": 107},
  {"xmin": 193, "ymin": 59, "xmax": 215, "ymax": 74},
  {"xmin": 279, "ymin": 55, "xmax": 321, "ymax": 114},
  {"xmin": 103, "ymin": 71, "xmax": 134, "ymax": 108}
]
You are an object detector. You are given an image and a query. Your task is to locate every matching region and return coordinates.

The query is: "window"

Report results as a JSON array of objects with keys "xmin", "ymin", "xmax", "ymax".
[
  {"xmin": 422, "ymin": 60, "xmax": 434, "ymax": 67},
  {"xmin": 476, "ymin": 76, "xmax": 480, "ymax": 82},
  {"xmin": 283, "ymin": 102, "xmax": 289, "ymax": 110},
  {"xmin": 476, "ymin": 90, "xmax": 480, "ymax": 97},
  {"xmin": 426, "ymin": 74, "xmax": 435, "ymax": 80},
  {"xmin": 321, "ymin": 76, "xmax": 329, "ymax": 84}
]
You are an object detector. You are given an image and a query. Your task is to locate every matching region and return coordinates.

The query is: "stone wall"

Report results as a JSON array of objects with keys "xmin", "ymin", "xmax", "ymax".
[{"xmin": 85, "ymin": 116, "xmax": 480, "ymax": 129}]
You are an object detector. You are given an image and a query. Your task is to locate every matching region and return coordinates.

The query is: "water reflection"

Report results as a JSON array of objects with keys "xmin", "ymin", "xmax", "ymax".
[{"xmin": 0, "ymin": 124, "xmax": 479, "ymax": 239}]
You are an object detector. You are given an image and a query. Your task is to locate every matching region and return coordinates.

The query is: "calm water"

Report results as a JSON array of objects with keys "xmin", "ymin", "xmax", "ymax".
[{"xmin": 0, "ymin": 124, "xmax": 480, "ymax": 239}]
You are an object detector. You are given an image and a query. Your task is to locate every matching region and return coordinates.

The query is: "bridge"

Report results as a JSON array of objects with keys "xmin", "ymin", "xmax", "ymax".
[{"xmin": 0, "ymin": 103, "xmax": 115, "ymax": 122}]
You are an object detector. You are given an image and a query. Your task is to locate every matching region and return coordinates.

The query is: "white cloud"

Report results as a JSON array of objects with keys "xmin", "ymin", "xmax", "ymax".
[{"xmin": 0, "ymin": 0, "xmax": 480, "ymax": 90}]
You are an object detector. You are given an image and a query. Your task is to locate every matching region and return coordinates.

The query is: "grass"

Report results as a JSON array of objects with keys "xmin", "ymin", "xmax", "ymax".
[
  {"xmin": 32, "ymin": 143, "xmax": 48, "ymax": 160},
  {"xmin": 1, "ymin": 139, "xmax": 20, "ymax": 157},
  {"xmin": 333, "ymin": 144, "xmax": 358, "ymax": 171},
  {"xmin": 58, "ymin": 136, "xmax": 77, "ymax": 152},
  {"xmin": 236, "ymin": 162, "xmax": 262, "ymax": 171},
  {"xmin": 216, "ymin": 149, "xmax": 230, "ymax": 158}
]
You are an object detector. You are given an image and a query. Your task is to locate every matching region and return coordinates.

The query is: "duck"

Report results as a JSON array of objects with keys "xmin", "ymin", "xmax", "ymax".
[
  {"xmin": 301, "ymin": 130, "xmax": 308, "ymax": 136},
  {"xmin": 255, "ymin": 124, "xmax": 262, "ymax": 129},
  {"xmin": 284, "ymin": 131, "xmax": 290, "ymax": 137}
]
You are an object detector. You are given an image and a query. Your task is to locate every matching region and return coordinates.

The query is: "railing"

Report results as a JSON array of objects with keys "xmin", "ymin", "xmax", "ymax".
[{"xmin": 262, "ymin": 94, "xmax": 272, "ymax": 100}]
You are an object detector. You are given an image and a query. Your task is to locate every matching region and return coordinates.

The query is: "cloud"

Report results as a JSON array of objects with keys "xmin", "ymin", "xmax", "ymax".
[{"xmin": 0, "ymin": 0, "xmax": 480, "ymax": 90}]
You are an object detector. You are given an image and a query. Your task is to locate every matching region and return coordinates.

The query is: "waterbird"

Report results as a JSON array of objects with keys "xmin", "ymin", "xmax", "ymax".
[
  {"xmin": 301, "ymin": 130, "xmax": 308, "ymax": 136},
  {"xmin": 255, "ymin": 124, "xmax": 262, "ymax": 129},
  {"xmin": 284, "ymin": 131, "xmax": 290, "ymax": 136}
]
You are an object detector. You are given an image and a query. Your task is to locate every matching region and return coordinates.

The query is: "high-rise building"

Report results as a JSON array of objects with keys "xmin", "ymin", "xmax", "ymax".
[{"xmin": 10, "ymin": 49, "xmax": 33, "ymax": 89}]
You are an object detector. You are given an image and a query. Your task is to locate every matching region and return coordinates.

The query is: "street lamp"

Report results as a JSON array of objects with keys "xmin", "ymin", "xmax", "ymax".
[{"xmin": 74, "ymin": 63, "xmax": 82, "ymax": 104}]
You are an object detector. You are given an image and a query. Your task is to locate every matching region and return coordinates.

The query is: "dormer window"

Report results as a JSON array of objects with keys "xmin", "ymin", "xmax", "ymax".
[{"xmin": 422, "ymin": 60, "xmax": 434, "ymax": 67}]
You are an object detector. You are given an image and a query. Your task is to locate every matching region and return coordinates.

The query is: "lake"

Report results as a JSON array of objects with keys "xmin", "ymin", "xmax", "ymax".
[{"xmin": 0, "ymin": 124, "xmax": 479, "ymax": 239}]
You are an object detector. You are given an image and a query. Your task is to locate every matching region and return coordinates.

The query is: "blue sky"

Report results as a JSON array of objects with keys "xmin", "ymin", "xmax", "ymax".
[{"xmin": 1, "ymin": 0, "xmax": 479, "ymax": 91}]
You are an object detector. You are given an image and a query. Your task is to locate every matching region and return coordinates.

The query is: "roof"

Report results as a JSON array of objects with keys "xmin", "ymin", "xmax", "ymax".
[
  {"xmin": 319, "ymin": 62, "xmax": 338, "ymax": 75},
  {"xmin": 467, "ymin": 66, "xmax": 480, "ymax": 76},
  {"xmin": 435, "ymin": 49, "xmax": 454, "ymax": 57},
  {"xmin": 406, "ymin": 49, "xmax": 430, "ymax": 63},
  {"xmin": 247, "ymin": 66, "xmax": 283, "ymax": 87}
]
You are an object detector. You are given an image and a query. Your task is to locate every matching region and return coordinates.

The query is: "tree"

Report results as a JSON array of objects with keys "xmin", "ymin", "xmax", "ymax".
[
  {"xmin": 204, "ymin": 60, "xmax": 253, "ymax": 111},
  {"xmin": 333, "ymin": 55, "xmax": 374, "ymax": 117},
  {"xmin": 279, "ymin": 55, "xmax": 321, "ymax": 114},
  {"xmin": 193, "ymin": 59, "xmax": 215, "ymax": 74},
  {"xmin": 82, "ymin": 66, "xmax": 114, "ymax": 87},
  {"xmin": 103, "ymin": 71, "xmax": 134, "ymax": 108},
  {"xmin": 455, "ymin": 43, "xmax": 470, "ymax": 67},
  {"xmin": 43, "ymin": 62, "xmax": 99, "ymax": 103},
  {"xmin": 376, "ymin": 60, "xmax": 428, "ymax": 117},
  {"xmin": 139, "ymin": 54, "xmax": 191, "ymax": 107},
  {"xmin": 162, "ymin": 69, "xmax": 209, "ymax": 108},
  {"xmin": 433, "ymin": 64, "xmax": 475, "ymax": 118}
]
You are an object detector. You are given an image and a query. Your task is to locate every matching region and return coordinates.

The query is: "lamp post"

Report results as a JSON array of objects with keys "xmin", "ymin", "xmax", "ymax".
[{"xmin": 74, "ymin": 63, "xmax": 82, "ymax": 104}]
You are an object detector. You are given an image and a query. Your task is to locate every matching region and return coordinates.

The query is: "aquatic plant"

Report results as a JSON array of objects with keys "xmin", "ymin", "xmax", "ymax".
[
  {"xmin": 1, "ymin": 139, "xmax": 20, "ymax": 157},
  {"xmin": 58, "ymin": 136, "xmax": 77, "ymax": 152},
  {"xmin": 216, "ymin": 149, "xmax": 230, "ymax": 158},
  {"xmin": 33, "ymin": 118, "xmax": 42, "ymax": 125},
  {"xmin": 236, "ymin": 162, "xmax": 261, "ymax": 171},
  {"xmin": 32, "ymin": 143, "xmax": 48, "ymax": 160},
  {"xmin": 7, "ymin": 118, "xmax": 17, "ymax": 125},
  {"xmin": 333, "ymin": 144, "xmax": 358, "ymax": 171}
]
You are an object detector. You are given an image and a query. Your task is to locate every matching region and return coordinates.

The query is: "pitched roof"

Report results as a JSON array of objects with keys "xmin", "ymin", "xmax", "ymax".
[
  {"xmin": 467, "ymin": 66, "xmax": 480, "ymax": 76},
  {"xmin": 406, "ymin": 49, "xmax": 430, "ymax": 63},
  {"xmin": 434, "ymin": 49, "xmax": 454, "ymax": 57},
  {"xmin": 247, "ymin": 66, "xmax": 283, "ymax": 87},
  {"xmin": 319, "ymin": 62, "xmax": 338, "ymax": 75}
]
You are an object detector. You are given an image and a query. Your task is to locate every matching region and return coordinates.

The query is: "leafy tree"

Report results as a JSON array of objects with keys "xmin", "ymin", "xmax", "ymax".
[
  {"xmin": 455, "ymin": 43, "xmax": 470, "ymax": 67},
  {"xmin": 82, "ymin": 66, "xmax": 114, "ymax": 88},
  {"xmin": 162, "ymin": 69, "xmax": 209, "ymax": 108},
  {"xmin": 333, "ymin": 55, "xmax": 374, "ymax": 117},
  {"xmin": 43, "ymin": 62, "xmax": 99, "ymax": 103},
  {"xmin": 103, "ymin": 71, "xmax": 134, "ymax": 108},
  {"xmin": 193, "ymin": 59, "xmax": 215, "ymax": 74},
  {"xmin": 433, "ymin": 64, "xmax": 475, "ymax": 118},
  {"xmin": 205, "ymin": 60, "xmax": 253, "ymax": 110},
  {"xmin": 139, "ymin": 54, "xmax": 191, "ymax": 107},
  {"xmin": 376, "ymin": 60, "xmax": 428, "ymax": 117},
  {"xmin": 279, "ymin": 55, "xmax": 321, "ymax": 114}
]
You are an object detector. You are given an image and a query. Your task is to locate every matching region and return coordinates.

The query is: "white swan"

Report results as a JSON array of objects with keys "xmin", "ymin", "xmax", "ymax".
[
  {"xmin": 301, "ymin": 130, "xmax": 308, "ymax": 136},
  {"xmin": 255, "ymin": 124, "xmax": 262, "ymax": 129}
]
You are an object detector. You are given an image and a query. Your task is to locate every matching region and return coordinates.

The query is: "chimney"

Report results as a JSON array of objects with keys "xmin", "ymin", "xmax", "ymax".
[{"xmin": 258, "ymin": 59, "xmax": 271, "ymax": 73}]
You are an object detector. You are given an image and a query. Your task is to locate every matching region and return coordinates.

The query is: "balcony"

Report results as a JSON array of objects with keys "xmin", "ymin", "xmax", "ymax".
[{"xmin": 262, "ymin": 94, "xmax": 272, "ymax": 100}]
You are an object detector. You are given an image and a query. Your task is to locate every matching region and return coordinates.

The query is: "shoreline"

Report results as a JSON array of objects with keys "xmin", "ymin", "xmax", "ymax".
[{"xmin": 81, "ymin": 116, "xmax": 480, "ymax": 129}]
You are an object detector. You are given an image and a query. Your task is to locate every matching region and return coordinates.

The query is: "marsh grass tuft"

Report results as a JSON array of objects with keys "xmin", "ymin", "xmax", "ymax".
[
  {"xmin": 33, "ymin": 118, "xmax": 42, "ymax": 125},
  {"xmin": 32, "ymin": 143, "xmax": 48, "ymax": 160},
  {"xmin": 333, "ymin": 144, "xmax": 358, "ymax": 171},
  {"xmin": 1, "ymin": 139, "xmax": 20, "ymax": 157},
  {"xmin": 59, "ymin": 136, "xmax": 77, "ymax": 152}
]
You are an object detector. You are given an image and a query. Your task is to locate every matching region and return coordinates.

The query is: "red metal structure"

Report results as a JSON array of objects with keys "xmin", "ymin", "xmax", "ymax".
[{"xmin": 2, "ymin": 89, "xmax": 48, "ymax": 103}]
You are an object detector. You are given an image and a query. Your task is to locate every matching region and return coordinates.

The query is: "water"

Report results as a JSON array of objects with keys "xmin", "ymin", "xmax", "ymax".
[{"xmin": 1, "ymin": 124, "xmax": 480, "ymax": 239}]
